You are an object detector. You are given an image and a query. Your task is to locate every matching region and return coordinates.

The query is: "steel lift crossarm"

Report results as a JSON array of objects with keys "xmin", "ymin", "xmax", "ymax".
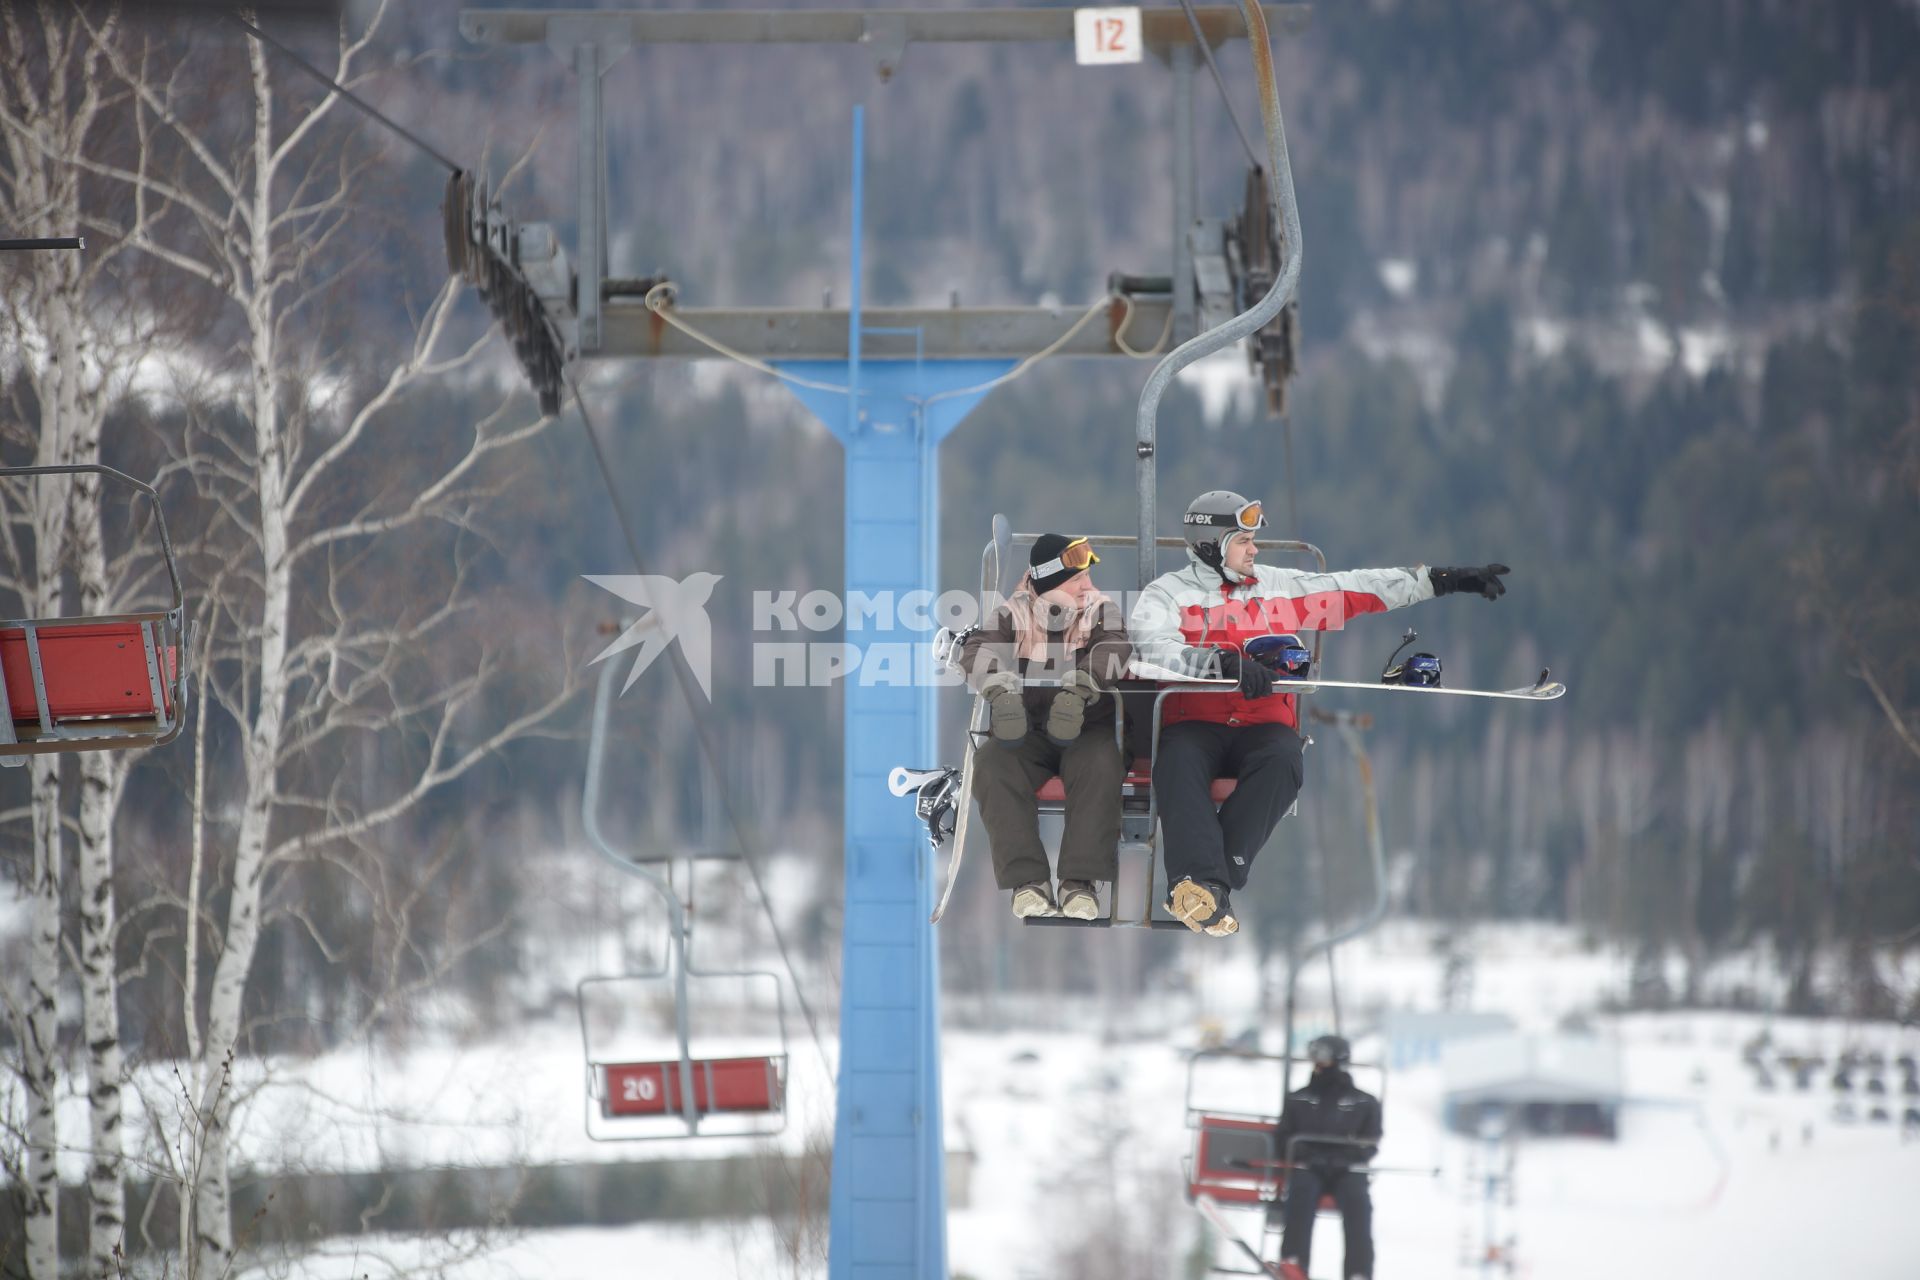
[{"xmin": 460, "ymin": 6, "xmax": 1311, "ymax": 55}]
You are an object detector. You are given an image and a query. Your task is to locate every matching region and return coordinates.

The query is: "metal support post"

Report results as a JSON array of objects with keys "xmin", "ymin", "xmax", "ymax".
[
  {"xmin": 576, "ymin": 41, "xmax": 605, "ymax": 354},
  {"xmin": 1171, "ymin": 41, "xmax": 1198, "ymax": 347},
  {"xmin": 776, "ymin": 110, "xmax": 1013, "ymax": 1280}
]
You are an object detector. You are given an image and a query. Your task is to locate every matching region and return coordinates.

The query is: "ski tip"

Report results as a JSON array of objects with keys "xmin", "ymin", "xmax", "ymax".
[{"xmin": 1527, "ymin": 668, "xmax": 1568, "ymax": 698}]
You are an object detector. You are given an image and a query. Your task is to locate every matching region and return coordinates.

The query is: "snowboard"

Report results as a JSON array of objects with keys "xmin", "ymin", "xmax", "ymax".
[{"xmin": 887, "ymin": 696, "xmax": 989, "ymax": 925}]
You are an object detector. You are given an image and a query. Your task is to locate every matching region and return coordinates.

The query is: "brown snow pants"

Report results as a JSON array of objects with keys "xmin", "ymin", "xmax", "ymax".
[{"xmin": 972, "ymin": 727, "xmax": 1125, "ymax": 889}]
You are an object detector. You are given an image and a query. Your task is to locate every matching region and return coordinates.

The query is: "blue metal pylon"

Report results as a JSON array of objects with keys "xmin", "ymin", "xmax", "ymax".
[{"xmin": 775, "ymin": 106, "xmax": 1011, "ymax": 1280}]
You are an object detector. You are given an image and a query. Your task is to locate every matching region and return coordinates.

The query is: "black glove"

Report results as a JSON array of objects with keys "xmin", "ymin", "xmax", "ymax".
[
  {"xmin": 1214, "ymin": 648, "xmax": 1275, "ymax": 700},
  {"xmin": 1430, "ymin": 563, "xmax": 1511, "ymax": 600}
]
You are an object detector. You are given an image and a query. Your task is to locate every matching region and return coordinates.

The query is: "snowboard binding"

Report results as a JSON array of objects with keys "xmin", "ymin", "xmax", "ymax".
[{"xmin": 888, "ymin": 765, "xmax": 961, "ymax": 851}]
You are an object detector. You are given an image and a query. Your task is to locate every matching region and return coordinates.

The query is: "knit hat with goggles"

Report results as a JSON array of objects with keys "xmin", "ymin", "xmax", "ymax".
[{"xmin": 1029, "ymin": 534, "xmax": 1098, "ymax": 594}]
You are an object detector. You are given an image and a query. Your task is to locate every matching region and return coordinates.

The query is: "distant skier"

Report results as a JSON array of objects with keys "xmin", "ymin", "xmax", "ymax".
[
  {"xmin": 1269, "ymin": 1035, "xmax": 1382, "ymax": 1280},
  {"xmin": 1130, "ymin": 489, "xmax": 1509, "ymax": 935},
  {"xmin": 961, "ymin": 535, "xmax": 1132, "ymax": 919}
]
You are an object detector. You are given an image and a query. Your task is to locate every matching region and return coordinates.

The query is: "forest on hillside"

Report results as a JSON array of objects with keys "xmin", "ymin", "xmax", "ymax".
[
  {"xmin": 6, "ymin": 0, "xmax": 1918, "ymax": 1087},
  {"xmin": 478, "ymin": 0, "xmax": 1920, "ymax": 1016}
]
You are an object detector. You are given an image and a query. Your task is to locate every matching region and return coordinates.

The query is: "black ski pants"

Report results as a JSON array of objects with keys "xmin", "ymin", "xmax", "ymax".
[
  {"xmin": 1274, "ymin": 1167, "xmax": 1373, "ymax": 1279},
  {"xmin": 972, "ymin": 728, "xmax": 1125, "ymax": 889},
  {"xmin": 1153, "ymin": 721, "xmax": 1304, "ymax": 892}
]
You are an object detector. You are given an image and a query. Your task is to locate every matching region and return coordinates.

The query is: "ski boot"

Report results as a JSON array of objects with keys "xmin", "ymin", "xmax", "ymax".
[{"xmin": 1166, "ymin": 877, "xmax": 1237, "ymax": 936}]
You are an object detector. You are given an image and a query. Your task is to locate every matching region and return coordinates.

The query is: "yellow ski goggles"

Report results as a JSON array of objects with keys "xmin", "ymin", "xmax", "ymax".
[{"xmin": 1031, "ymin": 537, "xmax": 1098, "ymax": 580}]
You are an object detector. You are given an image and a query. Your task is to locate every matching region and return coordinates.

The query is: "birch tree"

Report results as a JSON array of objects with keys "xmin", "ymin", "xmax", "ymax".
[
  {"xmin": 0, "ymin": 7, "xmax": 160, "ymax": 1274},
  {"xmin": 79, "ymin": 6, "xmax": 575, "ymax": 1270}
]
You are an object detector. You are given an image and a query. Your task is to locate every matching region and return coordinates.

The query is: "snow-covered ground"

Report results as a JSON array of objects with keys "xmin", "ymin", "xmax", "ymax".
[
  {"xmin": 942, "ymin": 1018, "xmax": 1920, "ymax": 1280},
  {"xmin": 11, "ymin": 922, "xmax": 1919, "ymax": 1277},
  {"xmin": 216, "ymin": 1004, "xmax": 1920, "ymax": 1280}
]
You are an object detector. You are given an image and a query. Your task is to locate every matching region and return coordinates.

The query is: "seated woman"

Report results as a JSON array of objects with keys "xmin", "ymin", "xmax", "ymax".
[{"xmin": 961, "ymin": 534, "xmax": 1132, "ymax": 919}]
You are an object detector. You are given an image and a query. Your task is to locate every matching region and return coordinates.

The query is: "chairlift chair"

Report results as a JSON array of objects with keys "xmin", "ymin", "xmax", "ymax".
[
  {"xmin": 931, "ymin": 515, "xmax": 1328, "ymax": 929},
  {"xmin": 576, "ymin": 659, "xmax": 788, "ymax": 1140},
  {"xmin": 1184, "ymin": 1046, "xmax": 1392, "ymax": 1278},
  {"xmin": 1, "ymin": 465, "xmax": 188, "ymax": 765},
  {"xmin": 1183, "ymin": 1046, "xmax": 1390, "ymax": 1208}
]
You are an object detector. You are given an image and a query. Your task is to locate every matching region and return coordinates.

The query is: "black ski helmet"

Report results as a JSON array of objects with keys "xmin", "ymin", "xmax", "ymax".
[{"xmin": 1307, "ymin": 1034, "xmax": 1352, "ymax": 1068}]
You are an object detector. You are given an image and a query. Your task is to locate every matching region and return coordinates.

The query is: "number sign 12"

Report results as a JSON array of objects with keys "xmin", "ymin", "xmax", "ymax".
[{"xmin": 1075, "ymin": 7, "xmax": 1143, "ymax": 66}]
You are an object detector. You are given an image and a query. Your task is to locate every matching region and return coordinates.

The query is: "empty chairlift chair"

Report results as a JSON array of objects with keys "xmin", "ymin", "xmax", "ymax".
[
  {"xmin": 576, "ymin": 659, "xmax": 788, "ymax": 1141},
  {"xmin": 2, "ymin": 465, "xmax": 188, "ymax": 765}
]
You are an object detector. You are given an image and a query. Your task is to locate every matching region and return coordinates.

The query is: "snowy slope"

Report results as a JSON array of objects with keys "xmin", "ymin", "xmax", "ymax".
[{"xmin": 11, "ymin": 922, "xmax": 1918, "ymax": 1278}]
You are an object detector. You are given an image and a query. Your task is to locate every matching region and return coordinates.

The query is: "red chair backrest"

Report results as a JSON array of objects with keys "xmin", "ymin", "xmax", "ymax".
[
  {"xmin": 601, "ymin": 1056, "xmax": 783, "ymax": 1119},
  {"xmin": 2, "ymin": 623, "xmax": 176, "ymax": 723},
  {"xmin": 1188, "ymin": 1114, "xmax": 1278, "ymax": 1205}
]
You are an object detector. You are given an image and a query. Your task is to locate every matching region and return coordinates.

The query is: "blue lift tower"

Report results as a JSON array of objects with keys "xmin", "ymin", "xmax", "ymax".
[{"xmin": 451, "ymin": 7, "xmax": 1306, "ymax": 1275}]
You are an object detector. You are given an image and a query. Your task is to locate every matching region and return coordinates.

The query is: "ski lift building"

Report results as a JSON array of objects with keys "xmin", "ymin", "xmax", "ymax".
[
  {"xmin": 1381, "ymin": 1010, "xmax": 1515, "ymax": 1069},
  {"xmin": 1442, "ymin": 1034, "xmax": 1623, "ymax": 1140}
]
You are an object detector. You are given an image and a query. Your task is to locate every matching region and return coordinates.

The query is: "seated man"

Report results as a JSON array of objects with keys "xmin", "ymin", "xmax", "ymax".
[
  {"xmin": 1130, "ymin": 488, "xmax": 1509, "ymax": 935},
  {"xmin": 1271, "ymin": 1035, "xmax": 1382, "ymax": 1280},
  {"xmin": 961, "ymin": 535, "xmax": 1131, "ymax": 919}
]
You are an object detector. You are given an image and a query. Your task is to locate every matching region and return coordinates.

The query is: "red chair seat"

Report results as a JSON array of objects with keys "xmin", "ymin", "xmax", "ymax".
[
  {"xmin": 1036, "ymin": 759, "xmax": 1236, "ymax": 805},
  {"xmin": 3, "ymin": 623, "xmax": 176, "ymax": 724},
  {"xmin": 601, "ymin": 1056, "xmax": 783, "ymax": 1119}
]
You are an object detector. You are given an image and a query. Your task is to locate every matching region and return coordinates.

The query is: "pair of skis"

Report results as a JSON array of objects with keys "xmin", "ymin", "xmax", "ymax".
[{"xmin": 1122, "ymin": 659, "xmax": 1567, "ymax": 703}]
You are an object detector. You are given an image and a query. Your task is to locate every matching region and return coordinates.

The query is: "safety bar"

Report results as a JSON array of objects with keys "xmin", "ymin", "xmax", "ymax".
[
  {"xmin": 1135, "ymin": 0, "xmax": 1303, "ymax": 586},
  {"xmin": 981, "ymin": 521, "xmax": 1331, "ymax": 674},
  {"xmin": 987, "ymin": 530, "xmax": 1327, "ymax": 586},
  {"xmin": 1184, "ymin": 1048, "xmax": 1389, "ymax": 1123},
  {"xmin": 1281, "ymin": 1133, "xmax": 1380, "ymax": 1173},
  {"xmin": 0, "ymin": 465, "xmax": 184, "ymax": 624}
]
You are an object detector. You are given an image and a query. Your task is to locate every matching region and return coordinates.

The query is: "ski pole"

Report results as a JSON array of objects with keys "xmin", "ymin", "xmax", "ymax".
[{"xmin": 1230, "ymin": 1157, "xmax": 1441, "ymax": 1177}]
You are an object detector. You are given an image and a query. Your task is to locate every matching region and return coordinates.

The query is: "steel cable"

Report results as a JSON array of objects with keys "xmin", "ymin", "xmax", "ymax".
[
  {"xmin": 1177, "ymin": 0, "xmax": 1264, "ymax": 170},
  {"xmin": 565, "ymin": 370, "xmax": 838, "ymax": 1084}
]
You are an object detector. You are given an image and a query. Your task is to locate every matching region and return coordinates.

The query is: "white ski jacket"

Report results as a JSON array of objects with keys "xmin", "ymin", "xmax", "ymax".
[{"xmin": 1129, "ymin": 554, "xmax": 1434, "ymax": 729}]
